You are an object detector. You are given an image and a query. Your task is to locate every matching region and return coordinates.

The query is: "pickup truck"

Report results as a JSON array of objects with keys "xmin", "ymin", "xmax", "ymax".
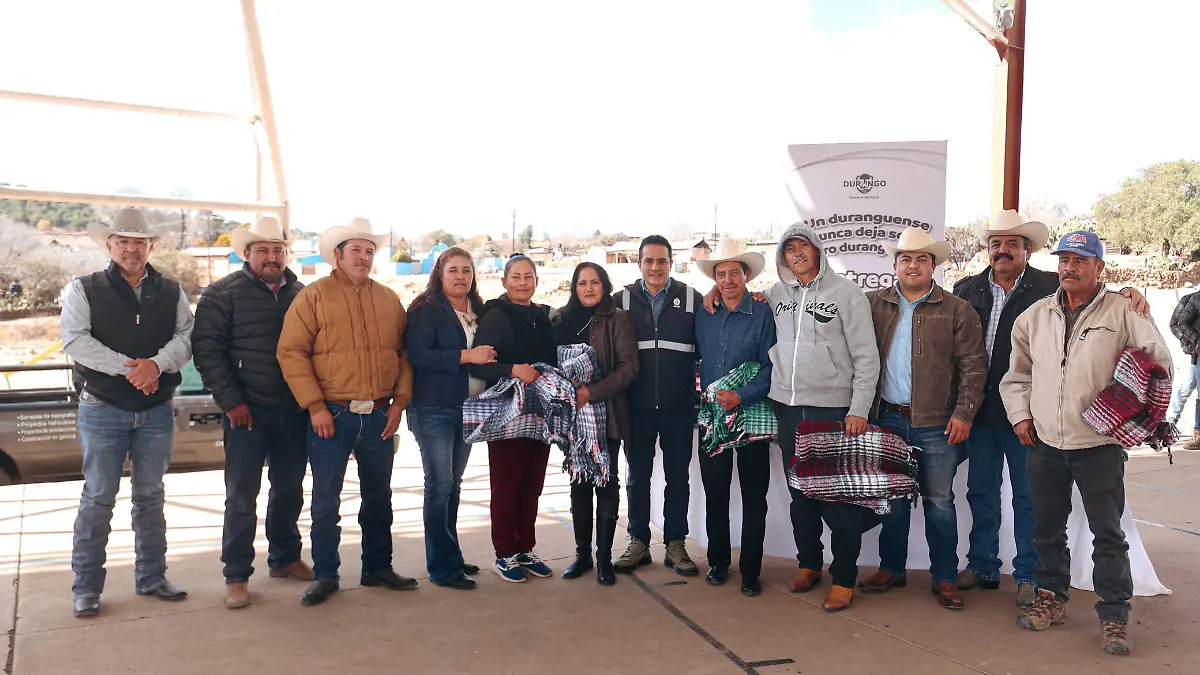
[{"xmin": 0, "ymin": 361, "xmax": 225, "ymax": 485}]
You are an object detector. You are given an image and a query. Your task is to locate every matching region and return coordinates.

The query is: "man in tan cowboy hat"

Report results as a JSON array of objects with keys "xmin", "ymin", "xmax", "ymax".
[
  {"xmin": 951, "ymin": 210, "xmax": 1148, "ymax": 609},
  {"xmin": 63, "ymin": 207, "xmax": 194, "ymax": 617},
  {"xmin": 694, "ymin": 238, "xmax": 777, "ymax": 597},
  {"xmin": 193, "ymin": 216, "xmax": 314, "ymax": 609},
  {"xmin": 857, "ymin": 226, "xmax": 987, "ymax": 611},
  {"xmin": 277, "ymin": 217, "xmax": 417, "ymax": 606}
]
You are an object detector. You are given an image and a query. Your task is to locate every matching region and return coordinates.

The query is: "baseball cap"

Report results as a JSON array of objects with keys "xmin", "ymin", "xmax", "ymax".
[{"xmin": 1052, "ymin": 230, "xmax": 1104, "ymax": 259}]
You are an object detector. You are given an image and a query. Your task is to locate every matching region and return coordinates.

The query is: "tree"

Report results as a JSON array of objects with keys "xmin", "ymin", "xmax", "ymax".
[
  {"xmin": 518, "ymin": 224, "xmax": 534, "ymax": 251},
  {"xmin": 35, "ymin": 219, "xmax": 53, "ymax": 232},
  {"xmin": 390, "ymin": 237, "xmax": 414, "ymax": 262},
  {"xmin": 15, "ymin": 258, "xmax": 71, "ymax": 306},
  {"xmin": 1093, "ymin": 160, "xmax": 1200, "ymax": 253},
  {"xmin": 214, "ymin": 233, "xmax": 231, "ymax": 247},
  {"xmin": 945, "ymin": 223, "xmax": 984, "ymax": 269},
  {"xmin": 149, "ymin": 248, "xmax": 202, "ymax": 297},
  {"xmin": 428, "ymin": 229, "xmax": 459, "ymax": 247}
]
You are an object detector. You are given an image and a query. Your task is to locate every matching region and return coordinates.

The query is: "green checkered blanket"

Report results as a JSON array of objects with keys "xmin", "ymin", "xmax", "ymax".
[{"xmin": 697, "ymin": 362, "xmax": 777, "ymax": 457}]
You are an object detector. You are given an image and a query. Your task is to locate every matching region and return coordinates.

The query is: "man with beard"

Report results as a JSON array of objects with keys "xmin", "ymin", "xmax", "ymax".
[
  {"xmin": 953, "ymin": 211, "xmax": 1147, "ymax": 609},
  {"xmin": 1001, "ymin": 231, "xmax": 1170, "ymax": 656},
  {"xmin": 193, "ymin": 216, "xmax": 313, "ymax": 609},
  {"xmin": 62, "ymin": 207, "xmax": 194, "ymax": 617}
]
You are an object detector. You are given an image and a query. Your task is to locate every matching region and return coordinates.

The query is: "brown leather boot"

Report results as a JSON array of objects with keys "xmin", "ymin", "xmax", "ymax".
[
  {"xmin": 858, "ymin": 569, "xmax": 906, "ymax": 594},
  {"xmin": 932, "ymin": 582, "xmax": 965, "ymax": 610},
  {"xmin": 224, "ymin": 582, "xmax": 250, "ymax": 610},
  {"xmin": 270, "ymin": 560, "xmax": 315, "ymax": 581},
  {"xmin": 789, "ymin": 568, "xmax": 822, "ymax": 593},
  {"xmin": 822, "ymin": 585, "xmax": 854, "ymax": 612}
]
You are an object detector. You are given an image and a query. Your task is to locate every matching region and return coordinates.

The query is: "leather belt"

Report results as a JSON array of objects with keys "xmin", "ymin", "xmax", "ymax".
[
  {"xmin": 881, "ymin": 401, "xmax": 911, "ymax": 417},
  {"xmin": 328, "ymin": 398, "xmax": 391, "ymax": 413}
]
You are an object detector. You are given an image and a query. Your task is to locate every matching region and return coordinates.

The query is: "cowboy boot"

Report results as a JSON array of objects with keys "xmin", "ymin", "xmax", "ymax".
[
  {"xmin": 595, "ymin": 489, "xmax": 620, "ymax": 586},
  {"xmin": 562, "ymin": 486, "xmax": 594, "ymax": 579}
]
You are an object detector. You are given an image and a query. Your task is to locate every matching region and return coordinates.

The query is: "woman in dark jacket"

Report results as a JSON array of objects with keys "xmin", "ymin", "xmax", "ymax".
[
  {"xmin": 405, "ymin": 247, "xmax": 497, "ymax": 590},
  {"xmin": 553, "ymin": 262, "xmax": 639, "ymax": 585},
  {"xmin": 471, "ymin": 254, "xmax": 558, "ymax": 584}
]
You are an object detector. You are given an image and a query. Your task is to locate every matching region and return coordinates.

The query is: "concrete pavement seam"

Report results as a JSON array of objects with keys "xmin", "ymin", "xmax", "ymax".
[{"xmin": 5, "ymin": 484, "xmax": 25, "ymax": 675}]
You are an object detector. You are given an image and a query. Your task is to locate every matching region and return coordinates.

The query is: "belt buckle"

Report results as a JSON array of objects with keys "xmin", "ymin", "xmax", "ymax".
[{"xmin": 349, "ymin": 399, "xmax": 375, "ymax": 415}]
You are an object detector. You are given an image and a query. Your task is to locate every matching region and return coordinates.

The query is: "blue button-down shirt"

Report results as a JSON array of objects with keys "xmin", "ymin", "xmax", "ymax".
[
  {"xmin": 640, "ymin": 278, "xmax": 672, "ymax": 324},
  {"xmin": 881, "ymin": 283, "xmax": 933, "ymax": 405},
  {"xmin": 695, "ymin": 292, "xmax": 776, "ymax": 406}
]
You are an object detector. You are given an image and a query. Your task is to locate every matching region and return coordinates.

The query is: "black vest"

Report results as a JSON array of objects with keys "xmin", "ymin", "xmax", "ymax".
[
  {"xmin": 73, "ymin": 262, "xmax": 183, "ymax": 412},
  {"xmin": 614, "ymin": 280, "xmax": 701, "ymax": 409}
]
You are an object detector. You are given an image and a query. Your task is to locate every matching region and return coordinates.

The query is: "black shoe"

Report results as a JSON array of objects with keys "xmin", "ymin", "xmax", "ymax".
[
  {"xmin": 136, "ymin": 582, "xmax": 188, "ymax": 602},
  {"xmin": 741, "ymin": 578, "xmax": 762, "ymax": 597},
  {"xmin": 301, "ymin": 579, "xmax": 340, "ymax": 606},
  {"xmin": 73, "ymin": 595, "xmax": 100, "ymax": 618},
  {"xmin": 461, "ymin": 562, "xmax": 480, "ymax": 576},
  {"xmin": 562, "ymin": 554, "xmax": 594, "ymax": 579},
  {"xmin": 433, "ymin": 574, "xmax": 477, "ymax": 590},
  {"xmin": 361, "ymin": 570, "xmax": 419, "ymax": 591},
  {"xmin": 596, "ymin": 559, "xmax": 616, "ymax": 586},
  {"xmin": 706, "ymin": 566, "xmax": 728, "ymax": 586}
]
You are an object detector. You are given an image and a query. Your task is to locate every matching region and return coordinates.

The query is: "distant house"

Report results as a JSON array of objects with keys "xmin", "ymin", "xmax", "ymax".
[
  {"xmin": 691, "ymin": 239, "xmax": 712, "ymax": 261},
  {"xmin": 604, "ymin": 240, "xmax": 641, "ymax": 264}
]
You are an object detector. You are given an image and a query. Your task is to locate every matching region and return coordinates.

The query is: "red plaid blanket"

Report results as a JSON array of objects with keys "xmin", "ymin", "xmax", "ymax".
[
  {"xmin": 1083, "ymin": 347, "xmax": 1177, "ymax": 451},
  {"xmin": 785, "ymin": 421, "xmax": 920, "ymax": 515}
]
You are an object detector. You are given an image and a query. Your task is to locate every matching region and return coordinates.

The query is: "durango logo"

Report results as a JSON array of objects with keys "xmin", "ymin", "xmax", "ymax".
[{"xmin": 845, "ymin": 173, "xmax": 886, "ymax": 194}]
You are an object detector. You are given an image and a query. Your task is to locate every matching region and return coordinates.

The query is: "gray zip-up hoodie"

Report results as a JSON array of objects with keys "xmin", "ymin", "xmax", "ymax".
[{"xmin": 764, "ymin": 223, "xmax": 880, "ymax": 418}]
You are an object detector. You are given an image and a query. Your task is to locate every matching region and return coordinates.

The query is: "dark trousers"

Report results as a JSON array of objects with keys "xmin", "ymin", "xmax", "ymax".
[
  {"xmin": 570, "ymin": 439, "xmax": 622, "ymax": 560},
  {"xmin": 1027, "ymin": 441, "xmax": 1132, "ymax": 622},
  {"xmin": 627, "ymin": 406, "xmax": 695, "ymax": 545},
  {"xmin": 699, "ymin": 440, "xmax": 770, "ymax": 580},
  {"xmin": 221, "ymin": 405, "xmax": 309, "ymax": 582},
  {"xmin": 488, "ymin": 437, "xmax": 552, "ymax": 558}
]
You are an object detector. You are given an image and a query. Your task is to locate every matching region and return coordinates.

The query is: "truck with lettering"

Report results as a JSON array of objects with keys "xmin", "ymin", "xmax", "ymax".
[{"xmin": 0, "ymin": 362, "xmax": 225, "ymax": 485}]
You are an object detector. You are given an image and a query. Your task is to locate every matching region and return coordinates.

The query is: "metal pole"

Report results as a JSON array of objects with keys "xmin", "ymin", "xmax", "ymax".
[
  {"xmin": 0, "ymin": 89, "xmax": 250, "ymax": 122},
  {"xmin": 0, "ymin": 186, "xmax": 284, "ymax": 214},
  {"xmin": 1001, "ymin": 0, "xmax": 1026, "ymax": 210},
  {"xmin": 512, "ymin": 209, "xmax": 516, "ymax": 255},
  {"xmin": 241, "ymin": 0, "xmax": 290, "ymax": 235}
]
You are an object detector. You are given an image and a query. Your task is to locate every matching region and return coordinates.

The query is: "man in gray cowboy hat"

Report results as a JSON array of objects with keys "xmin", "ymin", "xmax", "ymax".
[
  {"xmin": 62, "ymin": 207, "xmax": 194, "ymax": 617},
  {"xmin": 193, "ymin": 216, "xmax": 313, "ymax": 610}
]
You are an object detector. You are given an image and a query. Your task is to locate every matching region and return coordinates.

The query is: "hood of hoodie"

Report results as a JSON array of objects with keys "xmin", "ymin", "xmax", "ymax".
[{"xmin": 776, "ymin": 223, "xmax": 828, "ymax": 285}]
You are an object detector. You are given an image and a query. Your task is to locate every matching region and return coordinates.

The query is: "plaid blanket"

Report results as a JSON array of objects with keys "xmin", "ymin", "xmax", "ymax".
[
  {"xmin": 785, "ymin": 421, "xmax": 920, "ymax": 515},
  {"xmin": 462, "ymin": 344, "xmax": 612, "ymax": 485},
  {"xmin": 1083, "ymin": 347, "xmax": 1177, "ymax": 454},
  {"xmin": 697, "ymin": 362, "xmax": 777, "ymax": 457}
]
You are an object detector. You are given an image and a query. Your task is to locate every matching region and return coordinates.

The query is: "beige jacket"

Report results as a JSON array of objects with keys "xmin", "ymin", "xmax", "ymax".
[
  {"xmin": 277, "ymin": 269, "xmax": 414, "ymax": 415},
  {"xmin": 1000, "ymin": 284, "xmax": 1172, "ymax": 450}
]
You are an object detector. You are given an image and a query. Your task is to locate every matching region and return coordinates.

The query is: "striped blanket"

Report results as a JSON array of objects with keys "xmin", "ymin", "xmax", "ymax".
[
  {"xmin": 785, "ymin": 420, "xmax": 920, "ymax": 515},
  {"xmin": 697, "ymin": 362, "xmax": 777, "ymax": 457},
  {"xmin": 1083, "ymin": 347, "xmax": 1176, "ymax": 453}
]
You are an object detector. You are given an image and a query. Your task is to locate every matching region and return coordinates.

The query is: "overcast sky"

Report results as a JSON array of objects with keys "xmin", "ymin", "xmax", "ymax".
[{"xmin": 1, "ymin": 0, "xmax": 1196, "ymax": 238}]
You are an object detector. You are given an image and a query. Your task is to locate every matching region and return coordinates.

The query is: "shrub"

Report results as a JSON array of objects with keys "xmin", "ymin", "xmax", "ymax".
[
  {"xmin": 149, "ymin": 248, "xmax": 203, "ymax": 297},
  {"xmin": 15, "ymin": 258, "xmax": 72, "ymax": 306}
]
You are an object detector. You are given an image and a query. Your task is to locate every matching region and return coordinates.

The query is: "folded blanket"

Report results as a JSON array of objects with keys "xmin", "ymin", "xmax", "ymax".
[
  {"xmin": 1083, "ymin": 347, "xmax": 1176, "ymax": 455},
  {"xmin": 786, "ymin": 420, "xmax": 920, "ymax": 515},
  {"xmin": 697, "ymin": 362, "xmax": 777, "ymax": 457}
]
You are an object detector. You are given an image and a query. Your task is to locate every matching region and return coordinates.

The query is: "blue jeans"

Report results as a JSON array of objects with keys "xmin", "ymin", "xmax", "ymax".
[
  {"xmin": 964, "ymin": 426, "xmax": 1036, "ymax": 583},
  {"xmin": 407, "ymin": 406, "xmax": 473, "ymax": 583},
  {"xmin": 871, "ymin": 410, "xmax": 963, "ymax": 585},
  {"xmin": 626, "ymin": 406, "xmax": 695, "ymax": 545},
  {"xmin": 71, "ymin": 394, "xmax": 173, "ymax": 598},
  {"xmin": 308, "ymin": 403, "xmax": 395, "ymax": 580},
  {"xmin": 221, "ymin": 405, "xmax": 309, "ymax": 582},
  {"xmin": 1167, "ymin": 363, "xmax": 1200, "ymax": 429}
]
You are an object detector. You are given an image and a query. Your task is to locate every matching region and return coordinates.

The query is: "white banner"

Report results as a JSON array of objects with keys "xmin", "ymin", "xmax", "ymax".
[{"xmin": 785, "ymin": 140, "xmax": 948, "ymax": 289}]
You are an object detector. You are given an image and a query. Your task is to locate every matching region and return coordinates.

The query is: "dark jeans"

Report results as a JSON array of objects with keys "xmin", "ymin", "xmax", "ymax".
[
  {"xmin": 699, "ymin": 440, "xmax": 770, "ymax": 580},
  {"xmin": 570, "ymin": 439, "xmax": 622, "ymax": 559},
  {"xmin": 964, "ymin": 425, "xmax": 1037, "ymax": 583},
  {"xmin": 488, "ymin": 437, "xmax": 551, "ymax": 558},
  {"xmin": 221, "ymin": 405, "xmax": 309, "ymax": 583},
  {"xmin": 1027, "ymin": 442, "xmax": 1132, "ymax": 622},
  {"xmin": 308, "ymin": 403, "xmax": 396, "ymax": 581},
  {"xmin": 872, "ymin": 410, "xmax": 964, "ymax": 584},
  {"xmin": 627, "ymin": 406, "xmax": 695, "ymax": 545},
  {"xmin": 408, "ymin": 406, "xmax": 474, "ymax": 584}
]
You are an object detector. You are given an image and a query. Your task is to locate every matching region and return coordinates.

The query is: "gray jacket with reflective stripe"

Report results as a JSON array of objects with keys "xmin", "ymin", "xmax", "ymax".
[{"xmin": 614, "ymin": 280, "xmax": 703, "ymax": 409}]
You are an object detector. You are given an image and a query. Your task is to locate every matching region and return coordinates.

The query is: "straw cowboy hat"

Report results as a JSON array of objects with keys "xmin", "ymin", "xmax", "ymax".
[
  {"xmin": 882, "ymin": 226, "xmax": 953, "ymax": 265},
  {"xmin": 318, "ymin": 217, "xmax": 388, "ymax": 266},
  {"xmin": 229, "ymin": 216, "xmax": 291, "ymax": 255},
  {"xmin": 697, "ymin": 238, "xmax": 766, "ymax": 281},
  {"xmin": 86, "ymin": 207, "xmax": 160, "ymax": 247},
  {"xmin": 975, "ymin": 209, "xmax": 1049, "ymax": 250}
]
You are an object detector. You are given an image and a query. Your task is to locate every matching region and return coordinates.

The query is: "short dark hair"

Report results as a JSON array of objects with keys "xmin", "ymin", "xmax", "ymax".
[
  {"xmin": 503, "ymin": 254, "xmax": 537, "ymax": 278},
  {"xmin": 639, "ymin": 235, "xmax": 672, "ymax": 260}
]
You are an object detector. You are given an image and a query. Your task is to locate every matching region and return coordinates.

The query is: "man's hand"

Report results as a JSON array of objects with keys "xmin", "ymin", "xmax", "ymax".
[
  {"xmin": 1119, "ymin": 287, "xmax": 1150, "ymax": 317},
  {"xmin": 944, "ymin": 418, "xmax": 972, "ymax": 445},
  {"xmin": 575, "ymin": 385, "xmax": 591, "ymax": 409},
  {"xmin": 715, "ymin": 389, "xmax": 741, "ymax": 410},
  {"xmin": 381, "ymin": 402, "xmax": 403, "ymax": 439},
  {"xmin": 311, "ymin": 408, "xmax": 335, "ymax": 440},
  {"xmin": 511, "ymin": 364, "xmax": 540, "ymax": 384},
  {"xmin": 462, "ymin": 345, "xmax": 498, "ymax": 364},
  {"xmin": 226, "ymin": 402, "xmax": 254, "ymax": 430},
  {"xmin": 844, "ymin": 415, "xmax": 868, "ymax": 437},
  {"xmin": 124, "ymin": 359, "xmax": 160, "ymax": 393},
  {"xmin": 1013, "ymin": 419, "xmax": 1038, "ymax": 447}
]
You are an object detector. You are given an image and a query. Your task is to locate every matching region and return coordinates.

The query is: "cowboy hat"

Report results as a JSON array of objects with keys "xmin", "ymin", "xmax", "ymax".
[
  {"xmin": 229, "ymin": 216, "xmax": 291, "ymax": 255},
  {"xmin": 975, "ymin": 209, "xmax": 1049, "ymax": 250},
  {"xmin": 697, "ymin": 238, "xmax": 766, "ymax": 281},
  {"xmin": 86, "ymin": 207, "xmax": 159, "ymax": 247},
  {"xmin": 318, "ymin": 217, "xmax": 388, "ymax": 266},
  {"xmin": 881, "ymin": 226, "xmax": 953, "ymax": 265}
]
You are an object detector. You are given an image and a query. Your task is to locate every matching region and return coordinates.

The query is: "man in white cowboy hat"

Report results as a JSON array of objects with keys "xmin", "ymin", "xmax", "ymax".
[
  {"xmin": 694, "ymin": 238, "xmax": 777, "ymax": 597},
  {"xmin": 193, "ymin": 216, "xmax": 314, "ymax": 609},
  {"xmin": 951, "ymin": 210, "xmax": 1148, "ymax": 609},
  {"xmin": 277, "ymin": 217, "xmax": 417, "ymax": 606},
  {"xmin": 857, "ymin": 226, "xmax": 987, "ymax": 611},
  {"xmin": 62, "ymin": 207, "xmax": 194, "ymax": 617}
]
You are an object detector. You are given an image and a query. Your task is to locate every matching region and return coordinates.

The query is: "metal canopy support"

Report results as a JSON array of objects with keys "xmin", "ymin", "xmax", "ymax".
[
  {"xmin": 241, "ymin": 0, "xmax": 289, "ymax": 235},
  {"xmin": 0, "ymin": 186, "xmax": 285, "ymax": 214},
  {"xmin": 0, "ymin": 89, "xmax": 250, "ymax": 122}
]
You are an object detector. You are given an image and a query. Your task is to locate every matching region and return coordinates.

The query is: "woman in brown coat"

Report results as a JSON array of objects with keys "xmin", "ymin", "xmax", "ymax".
[{"xmin": 552, "ymin": 262, "xmax": 639, "ymax": 585}]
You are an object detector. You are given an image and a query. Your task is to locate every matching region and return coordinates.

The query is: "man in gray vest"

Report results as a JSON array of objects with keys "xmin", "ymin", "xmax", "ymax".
[{"xmin": 61, "ymin": 207, "xmax": 194, "ymax": 618}]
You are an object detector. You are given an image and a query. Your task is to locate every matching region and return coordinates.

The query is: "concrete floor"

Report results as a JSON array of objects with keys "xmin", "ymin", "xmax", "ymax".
[{"xmin": 1, "ymin": 431, "xmax": 1197, "ymax": 675}]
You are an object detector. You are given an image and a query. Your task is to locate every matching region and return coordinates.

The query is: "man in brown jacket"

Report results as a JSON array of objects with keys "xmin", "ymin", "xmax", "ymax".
[
  {"xmin": 857, "ymin": 227, "xmax": 988, "ymax": 611},
  {"xmin": 278, "ymin": 217, "xmax": 416, "ymax": 606}
]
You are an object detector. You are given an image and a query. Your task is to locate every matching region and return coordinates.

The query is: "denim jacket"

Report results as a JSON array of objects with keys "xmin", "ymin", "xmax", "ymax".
[{"xmin": 695, "ymin": 292, "xmax": 776, "ymax": 406}]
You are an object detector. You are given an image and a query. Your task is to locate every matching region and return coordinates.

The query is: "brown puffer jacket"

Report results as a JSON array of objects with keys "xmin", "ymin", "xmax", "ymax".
[
  {"xmin": 553, "ymin": 295, "xmax": 640, "ymax": 440},
  {"xmin": 277, "ymin": 269, "xmax": 414, "ymax": 415}
]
